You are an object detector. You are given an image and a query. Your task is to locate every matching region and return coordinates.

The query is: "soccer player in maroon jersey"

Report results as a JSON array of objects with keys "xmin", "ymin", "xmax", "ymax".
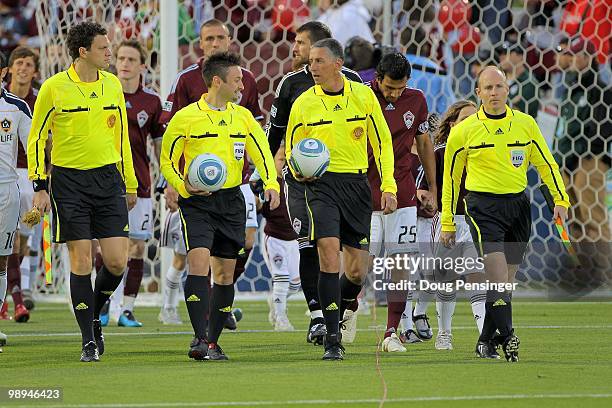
[
  {"xmin": 363, "ymin": 53, "xmax": 438, "ymax": 351},
  {"xmin": 2, "ymin": 46, "xmax": 39, "ymax": 322},
  {"xmin": 98, "ymin": 40, "xmax": 163, "ymax": 327},
  {"xmin": 158, "ymin": 19, "xmax": 262, "ymax": 328}
]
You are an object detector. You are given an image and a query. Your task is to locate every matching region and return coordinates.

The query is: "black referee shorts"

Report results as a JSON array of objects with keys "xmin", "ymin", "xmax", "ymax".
[
  {"xmin": 283, "ymin": 166, "xmax": 312, "ymax": 249},
  {"xmin": 178, "ymin": 186, "xmax": 245, "ymax": 259},
  {"xmin": 463, "ymin": 191, "xmax": 531, "ymax": 265},
  {"xmin": 49, "ymin": 164, "xmax": 128, "ymax": 243},
  {"xmin": 305, "ymin": 171, "xmax": 372, "ymax": 249}
]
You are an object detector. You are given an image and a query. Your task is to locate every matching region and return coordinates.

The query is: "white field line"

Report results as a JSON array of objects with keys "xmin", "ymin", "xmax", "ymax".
[{"xmin": 6, "ymin": 393, "xmax": 612, "ymax": 408}]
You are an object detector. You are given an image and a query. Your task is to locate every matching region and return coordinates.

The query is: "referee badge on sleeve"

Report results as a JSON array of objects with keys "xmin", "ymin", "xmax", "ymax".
[
  {"xmin": 510, "ymin": 149, "xmax": 525, "ymax": 168},
  {"xmin": 234, "ymin": 141, "xmax": 245, "ymax": 160},
  {"xmin": 107, "ymin": 114, "xmax": 116, "ymax": 128}
]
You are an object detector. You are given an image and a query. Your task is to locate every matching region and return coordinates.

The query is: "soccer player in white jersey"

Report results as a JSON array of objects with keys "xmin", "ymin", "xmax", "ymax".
[{"xmin": 0, "ymin": 51, "xmax": 32, "ymax": 349}]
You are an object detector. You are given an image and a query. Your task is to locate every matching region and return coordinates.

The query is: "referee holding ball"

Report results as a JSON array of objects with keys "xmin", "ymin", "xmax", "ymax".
[
  {"xmin": 160, "ymin": 52, "xmax": 279, "ymax": 361},
  {"xmin": 440, "ymin": 66, "xmax": 570, "ymax": 362},
  {"xmin": 287, "ymin": 39, "xmax": 396, "ymax": 360}
]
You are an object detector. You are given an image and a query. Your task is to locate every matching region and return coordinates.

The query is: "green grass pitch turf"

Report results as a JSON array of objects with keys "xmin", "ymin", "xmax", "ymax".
[{"xmin": 1, "ymin": 300, "xmax": 611, "ymax": 407}]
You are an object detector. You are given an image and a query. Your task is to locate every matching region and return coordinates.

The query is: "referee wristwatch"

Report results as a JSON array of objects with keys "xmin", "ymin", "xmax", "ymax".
[{"xmin": 33, "ymin": 179, "xmax": 48, "ymax": 192}]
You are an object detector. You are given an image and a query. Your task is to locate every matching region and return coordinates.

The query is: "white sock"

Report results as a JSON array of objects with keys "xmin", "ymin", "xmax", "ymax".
[
  {"xmin": 20, "ymin": 256, "xmax": 30, "ymax": 291},
  {"xmin": 123, "ymin": 295, "xmax": 136, "ymax": 312},
  {"xmin": 164, "ymin": 266, "xmax": 183, "ymax": 309},
  {"xmin": 272, "ymin": 275, "xmax": 289, "ymax": 318},
  {"xmin": 436, "ymin": 290, "xmax": 456, "ymax": 333},
  {"xmin": 311, "ymin": 310, "xmax": 323, "ymax": 320},
  {"xmin": 414, "ymin": 288, "xmax": 434, "ymax": 316},
  {"xmin": 288, "ymin": 281, "xmax": 300, "ymax": 299},
  {"xmin": 468, "ymin": 290, "xmax": 486, "ymax": 334},
  {"xmin": 28, "ymin": 254, "xmax": 39, "ymax": 291},
  {"xmin": 0, "ymin": 270, "xmax": 7, "ymax": 307},
  {"xmin": 399, "ymin": 291, "xmax": 413, "ymax": 331}
]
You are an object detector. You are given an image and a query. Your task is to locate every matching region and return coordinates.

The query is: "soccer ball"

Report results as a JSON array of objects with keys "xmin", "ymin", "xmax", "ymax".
[
  {"xmin": 187, "ymin": 153, "xmax": 227, "ymax": 192},
  {"xmin": 289, "ymin": 138, "xmax": 330, "ymax": 178}
]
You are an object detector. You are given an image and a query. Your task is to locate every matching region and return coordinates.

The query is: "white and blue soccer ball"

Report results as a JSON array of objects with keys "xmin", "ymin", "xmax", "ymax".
[
  {"xmin": 289, "ymin": 138, "xmax": 330, "ymax": 178},
  {"xmin": 187, "ymin": 153, "xmax": 227, "ymax": 192}
]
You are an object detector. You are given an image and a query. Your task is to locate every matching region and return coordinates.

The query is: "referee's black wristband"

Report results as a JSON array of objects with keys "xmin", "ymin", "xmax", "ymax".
[{"xmin": 33, "ymin": 179, "xmax": 48, "ymax": 192}]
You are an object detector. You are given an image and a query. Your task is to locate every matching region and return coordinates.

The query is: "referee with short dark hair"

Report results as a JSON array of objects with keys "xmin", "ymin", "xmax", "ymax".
[
  {"xmin": 440, "ymin": 66, "xmax": 570, "ymax": 362},
  {"xmin": 27, "ymin": 21, "xmax": 138, "ymax": 362},
  {"xmin": 287, "ymin": 38, "xmax": 396, "ymax": 360}
]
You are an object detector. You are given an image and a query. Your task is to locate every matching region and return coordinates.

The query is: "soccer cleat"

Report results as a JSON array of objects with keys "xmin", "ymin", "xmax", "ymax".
[
  {"xmin": 99, "ymin": 300, "xmax": 110, "ymax": 327},
  {"xmin": 322, "ymin": 333, "xmax": 344, "ymax": 360},
  {"xmin": 475, "ymin": 340, "xmax": 501, "ymax": 359},
  {"xmin": 399, "ymin": 329, "xmax": 423, "ymax": 344},
  {"xmin": 340, "ymin": 310, "xmax": 358, "ymax": 343},
  {"xmin": 382, "ymin": 330, "xmax": 407, "ymax": 352},
  {"xmin": 22, "ymin": 289, "xmax": 35, "ymax": 311},
  {"xmin": 307, "ymin": 320, "xmax": 326, "ymax": 345},
  {"xmin": 188, "ymin": 337, "xmax": 208, "ymax": 361},
  {"xmin": 93, "ymin": 319, "xmax": 105, "ymax": 355},
  {"xmin": 412, "ymin": 314, "xmax": 433, "ymax": 340},
  {"xmin": 207, "ymin": 343, "xmax": 229, "ymax": 361},
  {"xmin": 158, "ymin": 307, "xmax": 182, "ymax": 325},
  {"xmin": 501, "ymin": 333, "xmax": 520, "ymax": 362},
  {"xmin": 118, "ymin": 310, "xmax": 143, "ymax": 327},
  {"xmin": 0, "ymin": 330, "xmax": 7, "ymax": 346},
  {"xmin": 14, "ymin": 304, "xmax": 30, "ymax": 323},
  {"xmin": 80, "ymin": 341, "xmax": 100, "ymax": 362},
  {"xmin": 0, "ymin": 302, "xmax": 10, "ymax": 320},
  {"xmin": 274, "ymin": 315, "xmax": 294, "ymax": 331},
  {"xmin": 435, "ymin": 331, "xmax": 453, "ymax": 350}
]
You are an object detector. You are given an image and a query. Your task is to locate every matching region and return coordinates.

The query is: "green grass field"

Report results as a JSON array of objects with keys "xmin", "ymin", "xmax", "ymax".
[{"xmin": 1, "ymin": 300, "xmax": 612, "ymax": 408}]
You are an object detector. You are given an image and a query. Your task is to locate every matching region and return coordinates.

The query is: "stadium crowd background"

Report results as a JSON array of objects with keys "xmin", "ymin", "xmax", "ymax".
[{"xmin": 1, "ymin": 0, "xmax": 609, "ymax": 296}]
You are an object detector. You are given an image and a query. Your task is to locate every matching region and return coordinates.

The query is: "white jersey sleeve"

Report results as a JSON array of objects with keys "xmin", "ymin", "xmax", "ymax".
[{"xmin": 0, "ymin": 89, "xmax": 32, "ymax": 184}]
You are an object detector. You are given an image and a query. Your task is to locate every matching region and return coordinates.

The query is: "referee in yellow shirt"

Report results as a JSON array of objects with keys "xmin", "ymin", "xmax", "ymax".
[
  {"xmin": 27, "ymin": 22, "xmax": 138, "ymax": 362},
  {"xmin": 287, "ymin": 39, "xmax": 397, "ymax": 360},
  {"xmin": 440, "ymin": 66, "xmax": 570, "ymax": 362},
  {"xmin": 160, "ymin": 52, "xmax": 279, "ymax": 361}
]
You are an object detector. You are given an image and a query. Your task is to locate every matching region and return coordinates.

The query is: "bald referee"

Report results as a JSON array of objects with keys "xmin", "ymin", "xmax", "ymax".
[
  {"xmin": 27, "ymin": 22, "xmax": 138, "ymax": 362},
  {"xmin": 287, "ymin": 39, "xmax": 396, "ymax": 360},
  {"xmin": 440, "ymin": 66, "xmax": 570, "ymax": 362}
]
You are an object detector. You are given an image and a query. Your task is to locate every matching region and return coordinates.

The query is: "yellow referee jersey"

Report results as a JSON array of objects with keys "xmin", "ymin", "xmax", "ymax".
[
  {"xmin": 27, "ymin": 65, "xmax": 137, "ymax": 193},
  {"xmin": 286, "ymin": 77, "xmax": 396, "ymax": 195},
  {"xmin": 441, "ymin": 105, "xmax": 570, "ymax": 232},
  {"xmin": 160, "ymin": 94, "xmax": 279, "ymax": 198}
]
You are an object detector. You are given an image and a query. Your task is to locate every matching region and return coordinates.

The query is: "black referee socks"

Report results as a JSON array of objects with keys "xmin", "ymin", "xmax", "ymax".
[
  {"xmin": 93, "ymin": 266, "xmax": 124, "ymax": 319},
  {"xmin": 209, "ymin": 283, "xmax": 235, "ymax": 344},
  {"xmin": 318, "ymin": 272, "xmax": 340, "ymax": 335},
  {"xmin": 486, "ymin": 289, "xmax": 513, "ymax": 339},
  {"xmin": 184, "ymin": 275, "xmax": 210, "ymax": 340},
  {"xmin": 299, "ymin": 247, "xmax": 321, "ymax": 314},
  {"xmin": 340, "ymin": 274, "xmax": 362, "ymax": 318},
  {"xmin": 70, "ymin": 273, "xmax": 95, "ymax": 345}
]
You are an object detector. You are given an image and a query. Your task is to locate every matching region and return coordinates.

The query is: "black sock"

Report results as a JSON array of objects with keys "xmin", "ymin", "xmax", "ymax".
[
  {"xmin": 339, "ymin": 274, "xmax": 362, "ymax": 318},
  {"xmin": 479, "ymin": 301, "xmax": 497, "ymax": 342},
  {"xmin": 184, "ymin": 275, "xmax": 210, "ymax": 339},
  {"xmin": 299, "ymin": 246, "xmax": 321, "ymax": 315},
  {"xmin": 93, "ymin": 266, "xmax": 124, "ymax": 319},
  {"xmin": 318, "ymin": 272, "xmax": 340, "ymax": 335},
  {"xmin": 208, "ymin": 283, "xmax": 235, "ymax": 344},
  {"xmin": 70, "ymin": 273, "xmax": 94, "ymax": 345},
  {"xmin": 487, "ymin": 289, "xmax": 512, "ymax": 338}
]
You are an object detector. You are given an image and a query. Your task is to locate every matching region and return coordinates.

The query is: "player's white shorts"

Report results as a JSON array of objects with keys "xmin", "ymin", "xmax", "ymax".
[
  {"xmin": 369, "ymin": 206, "xmax": 419, "ymax": 257},
  {"xmin": 431, "ymin": 214, "xmax": 484, "ymax": 281},
  {"xmin": 262, "ymin": 234, "xmax": 300, "ymax": 282},
  {"xmin": 240, "ymin": 184, "xmax": 258, "ymax": 229},
  {"xmin": 17, "ymin": 168, "xmax": 35, "ymax": 237},
  {"xmin": 129, "ymin": 197, "xmax": 153, "ymax": 240},
  {"xmin": 160, "ymin": 210, "xmax": 187, "ymax": 256},
  {"xmin": 0, "ymin": 182, "xmax": 20, "ymax": 256}
]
